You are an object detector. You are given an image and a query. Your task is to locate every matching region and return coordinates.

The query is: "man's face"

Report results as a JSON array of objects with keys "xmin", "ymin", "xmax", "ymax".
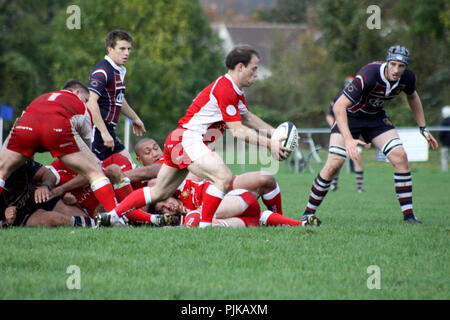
[
  {"xmin": 107, "ymin": 40, "xmax": 131, "ymax": 66},
  {"xmin": 136, "ymin": 139, "xmax": 163, "ymax": 166},
  {"xmin": 154, "ymin": 197, "xmax": 182, "ymax": 214},
  {"xmin": 239, "ymin": 54, "xmax": 259, "ymax": 88},
  {"xmin": 386, "ymin": 61, "xmax": 406, "ymax": 82}
]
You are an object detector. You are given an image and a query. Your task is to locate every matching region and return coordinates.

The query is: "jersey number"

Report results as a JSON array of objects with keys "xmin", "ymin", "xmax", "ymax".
[{"xmin": 48, "ymin": 93, "xmax": 62, "ymax": 101}]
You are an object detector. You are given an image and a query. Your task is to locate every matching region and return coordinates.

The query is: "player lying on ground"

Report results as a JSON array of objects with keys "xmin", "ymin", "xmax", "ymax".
[
  {"xmin": 0, "ymin": 160, "xmax": 97, "ymax": 229},
  {"xmin": 150, "ymin": 175, "xmax": 321, "ymax": 228}
]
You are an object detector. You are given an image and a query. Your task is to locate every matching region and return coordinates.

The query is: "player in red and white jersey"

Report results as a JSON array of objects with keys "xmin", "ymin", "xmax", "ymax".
[
  {"xmin": 107, "ymin": 46, "xmax": 291, "ymax": 227},
  {"xmin": 0, "ymin": 80, "xmax": 122, "ymax": 222},
  {"xmin": 153, "ymin": 177, "xmax": 321, "ymax": 228}
]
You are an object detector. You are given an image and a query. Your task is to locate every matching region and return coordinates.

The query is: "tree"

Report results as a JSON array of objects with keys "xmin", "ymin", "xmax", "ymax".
[{"xmin": 49, "ymin": 0, "xmax": 224, "ymax": 144}]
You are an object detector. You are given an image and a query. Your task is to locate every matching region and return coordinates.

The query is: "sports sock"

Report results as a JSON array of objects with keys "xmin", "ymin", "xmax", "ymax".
[
  {"xmin": 355, "ymin": 171, "xmax": 364, "ymax": 191},
  {"xmin": 394, "ymin": 172, "xmax": 414, "ymax": 220},
  {"xmin": 262, "ymin": 183, "xmax": 283, "ymax": 215},
  {"xmin": 0, "ymin": 178, "xmax": 5, "ymax": 197},
  {"xmin": 260, "ymin": 210, "xmax": 304, "ymax": 226},
  {"xmin": 90, "ymin": 177, "xmax": 118, "ymax": 212},
  {"xmin": 114, "ymin": 177, "xmax": 133, "ymax": 202},
  {"xmin": 304, "ymin": 174, "xmax": 331, "ymax": 216},
  {"xmin": 125, "ymin": 208, "xmax": 154, "ymax": 224},
  {"xmin": 72, "ymin": 216, "xmax": 97, "ymax": 228},
  {"xmin": 199, "ymin": 184, "xmax": 224, "ymax": 227},
  {"xmin": 110, "ymin": 186, "xmax": 152, "ymax": 218}
]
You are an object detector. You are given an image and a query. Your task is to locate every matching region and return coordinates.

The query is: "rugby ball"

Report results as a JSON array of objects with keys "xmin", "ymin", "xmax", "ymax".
[{"xmin": 271, "ymin": 121, "xmax": 298, "ymax": 158}]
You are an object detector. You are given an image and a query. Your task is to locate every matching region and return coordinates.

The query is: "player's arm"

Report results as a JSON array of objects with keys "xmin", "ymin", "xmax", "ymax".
[
  {"xmin": 227, "ymin": 121, "xmax": 289, "ymax": 161},
  {"xmin": 333, "ymin": 95, "xmax": 367, "ymax": 161},
  {"xmin": 86, "ymin": 91, "xmax": 114, "ymax": 150},
  {"xmin": 32, "ymin": 166, "xmax": 57, "ymax": 204},
  {"xmin": 406, "ymin": 91, "xmax": 439, "ymax": 150},
  {"xmin": 241, "ymin": 111, "xmax": 275, "ymax": 137},
  {"xmin": 121, "ymin": 98, "xmax": 146, "ymax": 136},
  {"xmin": 124, "ymin": 163, "xmax": 162, "ymax": 183}
]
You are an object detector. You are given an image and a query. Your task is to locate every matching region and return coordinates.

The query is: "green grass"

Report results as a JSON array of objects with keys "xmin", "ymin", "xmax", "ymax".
[{"xmin": 1, "ymin": 150, "xmax": 449, "ymax": 299}]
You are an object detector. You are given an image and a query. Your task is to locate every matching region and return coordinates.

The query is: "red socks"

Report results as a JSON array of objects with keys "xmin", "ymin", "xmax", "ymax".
[{"xmin": 262, "ymin": 184, "xmax": 283, "ymax": 215}]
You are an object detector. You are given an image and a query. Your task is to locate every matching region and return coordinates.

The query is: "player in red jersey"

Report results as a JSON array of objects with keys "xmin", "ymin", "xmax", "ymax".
[
  {"xmin": 0, "ymin": 80, "xmax": 122, "ymax": 222},
  {"xmin": 302, "ymin": 46, "xmax": 438, "ymax": 224},
  {"xmin": 106, "ymin": 46, "xmax": 291, "ymax": 227},
  {"xmin": 87, "ymin": 30, "xmax": 145, "ymax": 161},
  {"xmin": 152, "ymin": 177, "xmax": 321, "ymax": 228},
  {"xmin": 133, "ymin": 137, "xmax": 286, "ymax": 215}
]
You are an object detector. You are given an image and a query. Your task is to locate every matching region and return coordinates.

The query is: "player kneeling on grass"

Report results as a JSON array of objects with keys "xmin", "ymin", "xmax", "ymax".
[{"xmin": 1, "ymin": 160, "xmax": 97, "ymax": 229}]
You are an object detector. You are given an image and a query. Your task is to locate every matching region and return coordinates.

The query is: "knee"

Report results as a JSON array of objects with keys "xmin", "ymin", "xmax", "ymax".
[
  {"xmin": 389, "ymin": 148, "xmax": 409, "ymax": 169},
  {"xmin": 257, "ymin": 172, "xmax": 277, "ymax": 193},
  {"xmin": 215, "ymin": 166, "xmax": 233, "ymax": 191},
  {"xmin": 104, "ymin": 164, "xmax": 124, "ymax": 185}
]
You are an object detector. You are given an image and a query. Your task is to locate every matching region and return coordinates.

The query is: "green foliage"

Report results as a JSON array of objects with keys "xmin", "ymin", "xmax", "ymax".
[{"xmin": 49, "ymin": 0, "xmax": 224, "ymax": 144}]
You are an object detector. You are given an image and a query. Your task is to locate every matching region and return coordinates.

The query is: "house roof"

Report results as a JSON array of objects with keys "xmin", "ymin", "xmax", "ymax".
[{"xmin": 212, "ymin": 22, "xmax": 307, "ymax": 67}]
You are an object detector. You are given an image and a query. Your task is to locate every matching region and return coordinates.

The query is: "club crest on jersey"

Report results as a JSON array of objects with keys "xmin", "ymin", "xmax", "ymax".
[
  {"xmin": 226, "ymin": 105, "xmax": 237, "ymax": 116},
  {"xmin": 180, "ymin": 189, "xmax": 190, "ymax": 200},
  {"xmin": 90, "ymin": 79, "xmax": 100, "ymax": 88},
  {"xmin": 116, "ymin": 92, "xmax": 124, "ymax": 105}
]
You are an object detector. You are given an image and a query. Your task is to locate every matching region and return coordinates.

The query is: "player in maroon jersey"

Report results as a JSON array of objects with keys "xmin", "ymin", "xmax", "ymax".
[
  {"xmin": 87, "ymin": 30, "xmax": 145, "ymax": 161},
  {"xmin": 0, "ymin": 80, "xmax": 122, "ymax": 222},
  {"xmin": 302, "ymin": 46, "xmax": 438, "ymax": 224},
  {"xmin": 105, "ymin": 46, "xmax": 291, "ymax": 227}
]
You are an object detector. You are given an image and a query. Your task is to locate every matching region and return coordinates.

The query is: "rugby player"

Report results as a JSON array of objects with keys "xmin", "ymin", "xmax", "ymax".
[
  {"xmin": 87, "ymin": 30, "xmax": 145, "ymax": 161},
  {"xmin": 106, "ymin": 46, "xmax": 290, "ymax": 228},
  {"xmin": 301, "ymin": 46, "xmax": 438, "ymax": 224},
  {"xmin": 0, "ymin": 80, "xmax": 121, "ymax": 220}
]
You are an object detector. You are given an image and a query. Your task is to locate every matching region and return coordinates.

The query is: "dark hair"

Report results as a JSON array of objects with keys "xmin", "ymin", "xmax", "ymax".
[
  {"xmin": 134, "ymin": 137, "xmax": 158, "ymax": 154},
  {"xmin": 62, "ymin": 79, "xmax": 89, "ymax": 94},
  {"xmin": 105, "ymin": 30, "xmax": 133, "ymax": 49},
  {"xmin": 225, "ymin": 45, "xmax": 259, "ymax": 70}
]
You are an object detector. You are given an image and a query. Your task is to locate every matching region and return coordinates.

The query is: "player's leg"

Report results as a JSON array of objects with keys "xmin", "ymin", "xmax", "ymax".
[
  {"xmin": 0, "ymin": 146, "xmax": 29, "ymax": 197},
  {"xmin": 353, "ymin": 148, "xmax": 365, "ymax": 192},
  {"xmin": 302, "ymin": 133, "xmax": 346, "ymax": 218},
  {"xmin": 109, "ymin": 164, "xmax": 188, "ymax": 218},
  {"xmin": 187, "ymin": 151, "xmax": 233, "ymax": 227},
  {"xmin": 25, "ymin": 209, "xmax": 96, "ymax": 228},
  {"xmin": 372, "ymin": 129, "xmax": 420, "ymax": 223},
  {"xmin": 232, "ymin": 171, "xmax": 283, "ymax": 215},
  {"xmin": 60, "ymin": 148, "xmax": 118, "ymax": 213}
]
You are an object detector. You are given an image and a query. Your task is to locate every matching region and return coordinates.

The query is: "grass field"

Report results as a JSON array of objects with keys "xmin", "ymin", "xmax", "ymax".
[{"xmin": 0, "ymin": 149, "xmax": 449, "ymax": 300}]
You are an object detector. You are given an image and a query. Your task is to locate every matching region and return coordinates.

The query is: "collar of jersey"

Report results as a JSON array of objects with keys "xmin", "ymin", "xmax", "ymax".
[
  {"xmin": 105, "ymin": 55, "xmax": 127, "ymax": 81},
  {"xmin": 224, "ymin": 73, "xmax": 244, "ymax": 96},
  {"xmin": 380, "ymin": 62, "xmax": 400, "ymax": 96}
]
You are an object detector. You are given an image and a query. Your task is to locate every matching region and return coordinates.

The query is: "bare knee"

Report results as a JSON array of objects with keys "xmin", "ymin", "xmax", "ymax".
[
  {"xmin": 214, "ymin": 166, "xmax": 233, "ymax": 192},
  {"xmin": 388, "ymin": 148, "xmax": 409, "ymax": 171},
  {"xmin": 104, "ymin": 164, "xmax": 124, "ymax": 185},
  {"xmin": 256, "ymin": 172, "xmax": 277, "ymax": 194}
]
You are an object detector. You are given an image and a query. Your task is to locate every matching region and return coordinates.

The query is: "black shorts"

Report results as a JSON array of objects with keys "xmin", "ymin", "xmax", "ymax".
[
  {"xmin": 92, "ymin": 127, "xmax": 125, "ymax": 161},
  {"xmin": 16, "ymin": 196, "xmax": 61, "ymax": 226},
  {"xmin": 331, "ymin": 111, "xmax": 395, "ymax": 143}
]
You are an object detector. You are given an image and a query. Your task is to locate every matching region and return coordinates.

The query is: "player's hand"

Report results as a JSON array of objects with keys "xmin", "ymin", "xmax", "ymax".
[
  {"xmin": 35, "ymin": 185, "xmax": 51, "ymax": 203},
  {"xmin": 426, "ymin": 133, "xmax": 439, "ymax": 150},
  {"xmin": 101, "ymin": 131, "xmax": 115, "ymax": 150},
  {"xmin": 132, "ymin": 118, "xmax": 146, "ymax": 137},
  {"xmin": 345, "ymin": 138, "xmax": 367, "ymax": 161},
  {"xmin": 271, "ymin": 136, "xmax": 291, "ymax": 161},
  {"xmin": 5, "ymin": 206, "xmax": 17, "ymax": 225}
]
